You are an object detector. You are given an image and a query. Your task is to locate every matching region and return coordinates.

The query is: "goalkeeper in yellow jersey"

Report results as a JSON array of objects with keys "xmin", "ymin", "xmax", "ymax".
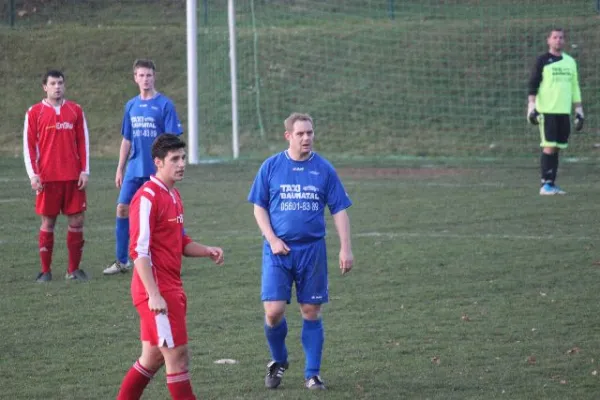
[{"xmin": 527, "ymin": 28, "xmax": 583, "ymax": 195}]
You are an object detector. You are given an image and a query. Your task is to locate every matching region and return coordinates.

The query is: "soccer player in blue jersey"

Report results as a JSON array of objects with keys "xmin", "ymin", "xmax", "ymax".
[
  {"xmin": 248, "ymin": 112, "xmax": 354, "ymax": 390},
  {"xmin": 104, "ymin": 59, "xmax": 183, "ymax": 275}
]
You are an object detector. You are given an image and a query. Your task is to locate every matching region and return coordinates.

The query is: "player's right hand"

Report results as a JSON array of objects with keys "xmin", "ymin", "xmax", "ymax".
[
  {"xmin": 269, "ymin": 238, "xmax": 290, "ymax": 255},
  {"xmin": 115, "ymin": 169, "xmax": 124, "ymax": 189},
  {"xmin": 148, "ymin": 294, "xmax": 167, "ymax": 314},
  {"xmin": 527, "ymin": 102, "xmax": 540, "ymax": 125},
  {"xmin": 30, "ymin": 176, "xmax": 43, "ymax": 193}
]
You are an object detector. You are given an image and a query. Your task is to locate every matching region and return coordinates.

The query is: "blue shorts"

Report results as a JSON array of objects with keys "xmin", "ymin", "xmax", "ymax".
[
  {"xmin": 117, "ymin": 177, "xmax": 149, "ymax": 205},
  {"xmin": 261, "ymin": 238, "xmax": 328, "ymax": 304}
]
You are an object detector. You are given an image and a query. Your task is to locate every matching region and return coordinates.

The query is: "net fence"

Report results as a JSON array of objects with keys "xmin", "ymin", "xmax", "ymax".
[{"xmin": 2, "ymin": 0, "xmax": 599, "ymax": 159}]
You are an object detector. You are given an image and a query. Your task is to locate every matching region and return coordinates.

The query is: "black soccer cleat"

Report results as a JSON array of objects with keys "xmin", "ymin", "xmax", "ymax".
[
  {"xmin": 264, "ymin": 360, "xmax": 288, "ymax": 389},
  {"xmin": 305, "ymin": 375, "xmax": 326, "ymax": 390},
  {"xmin": 65, "ymin": 269, "xmax": 90, "ymax": 282},
  {"xmin": 35, "ymin": 271, "xmax": 52, "ymax": 283}
]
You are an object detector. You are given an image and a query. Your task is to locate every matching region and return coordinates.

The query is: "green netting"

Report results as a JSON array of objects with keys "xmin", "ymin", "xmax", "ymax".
[
  {"xmin": 199, "ymin": 0, "xmax": 599, "ymax": 158},
  {"xmin": 1, "ymin": 1, "xmax": 599, "ymax": 159}
]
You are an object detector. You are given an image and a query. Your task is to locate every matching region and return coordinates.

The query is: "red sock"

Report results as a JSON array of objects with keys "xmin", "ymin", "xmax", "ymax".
[
  {"xmin": 116, "ymin": 360, "xmax": 156, "ymax": 400},
  {"xmin": 167, "ymin": 371, "xmax": 196, "ymax": 400},
  {"xmin": 67, "ymin": 229, "xmax": 84, "ymax": 274},
  {"xmin": 39, "ymin": 230, "xmax": 54, "ymax": 273}
]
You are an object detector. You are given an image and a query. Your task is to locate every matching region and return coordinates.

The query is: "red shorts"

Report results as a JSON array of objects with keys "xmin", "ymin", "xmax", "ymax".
[
  {"xmin": 136, "ymin": 291, "xmax": 188, "ymax": 348},
  {"xmin": 35, "ymin": 181, "xmax": 87, "ymax": 216}
]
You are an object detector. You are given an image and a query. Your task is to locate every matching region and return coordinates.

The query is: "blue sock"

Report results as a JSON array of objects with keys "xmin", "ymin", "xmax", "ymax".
[
  {"xmin": 264, "ymin": 318, "xmax": 288, "ymax": 363},
  {"xmin": 302, "ymin": 318, "xmax": 324, "ymax": 379},
  {"xmin": 115, "ymin": 217, "xmax": 129, "ymax": 264}
]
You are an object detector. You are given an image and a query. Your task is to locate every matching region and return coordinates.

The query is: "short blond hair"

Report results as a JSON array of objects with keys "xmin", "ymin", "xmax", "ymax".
[{"xmin": 284, "ymin": 112, "xmax": 314, "ymax": 132}]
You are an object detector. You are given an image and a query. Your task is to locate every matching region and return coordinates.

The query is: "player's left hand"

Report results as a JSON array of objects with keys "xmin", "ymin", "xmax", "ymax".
[
  {"xmin": 339, "ymin": 248, "xmax": 353, "ymax": 275},
  {"xmin": 208, "ymin": 246, "xmax": 224, "ymax": 265},
  {"xmin": 78, "ymin": 172, "xmax": 89, "ymax": 190},
  {"xmin": 574, "ymin": 107, "xmax": 585, "ymax": 132},
  {"xmin": 574, "ymin": 113, "xmax": 584, "ymax": 132}
]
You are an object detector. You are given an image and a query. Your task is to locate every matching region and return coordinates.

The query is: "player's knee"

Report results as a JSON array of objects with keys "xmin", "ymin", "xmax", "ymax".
[
  {"xmin": 164, "ymin": 347, "xmax": 189, "ymax": 373},
  {"xmin": 141, "ymin": 353, "xmax": 164, "ymax": 371},
  {"xmin": 145, "ymin": 355, "xmax": 164, "ymax": 371},
  {"xmin": 67, "ymin": 213, "xmax": 85, "ymax": 229},
  {"xmin": 40, "ymin": 217, "xmax": 57, "ymax": 231},
  {"xmin": 300, "ymin": 304, "xmax": 322, "ymax": 320},
  {"xmin": 173, "ymin": 356, "xmax": 189, "ymax": 372},
  {"xmin": 264, "ymin": 309, "xmax": 285, "ymax": 326},
  {"xmin": 116, "ymin": 204, "xmax": 129, "ymax": 218}
]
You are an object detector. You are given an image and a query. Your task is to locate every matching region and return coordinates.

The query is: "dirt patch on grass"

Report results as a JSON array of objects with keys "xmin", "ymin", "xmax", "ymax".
[{"xmin": 338, "ymin": 167, "xmax": 468, "ymax": 179}]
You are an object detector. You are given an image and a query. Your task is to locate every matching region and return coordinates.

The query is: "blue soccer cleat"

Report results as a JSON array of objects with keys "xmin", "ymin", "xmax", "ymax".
[{"xmin": 540, "ymin": 183, "xmax": 566, "ymax": 195}]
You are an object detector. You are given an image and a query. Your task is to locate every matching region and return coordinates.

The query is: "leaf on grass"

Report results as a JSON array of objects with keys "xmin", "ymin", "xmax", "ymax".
[
  {"xmin": 566, "ymin": 347, "xmax": 580, "ymax": 355},
  {"xmin": 560, "ymin": 380, "xmax": 568, "ymax": 385},
  {"xmin": 356, "ymin": 384, "xmax": 364, "ymax": 392},
  {"xmin": 527, "ymin": 356, "xmax": 536, "ymax": 365},
  {"xmin": 431, "ymin": 356, "xmax": 441, "ymax": 365},
  {"xmin": 539, "ymin": 292, "xmax": 547, "ymax": 297},
  {"xmin": 461, "ymin": 314, "xmax": 471, "ymax": 322}
]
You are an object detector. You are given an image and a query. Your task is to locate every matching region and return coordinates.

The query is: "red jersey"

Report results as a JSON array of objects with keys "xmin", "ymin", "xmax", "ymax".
[
  {"xmin": 23, "ymin": 99, "xmax": 90, "ymax": 182},
  {"xmin": 129, "ymin": 175, "xmax": 193, "ymax": 305}
]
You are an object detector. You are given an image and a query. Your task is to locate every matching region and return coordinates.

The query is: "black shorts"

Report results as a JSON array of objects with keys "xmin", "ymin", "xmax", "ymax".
[{"xmin": 539, "ymin": 113, "xmax": 570, "ymax": 148}]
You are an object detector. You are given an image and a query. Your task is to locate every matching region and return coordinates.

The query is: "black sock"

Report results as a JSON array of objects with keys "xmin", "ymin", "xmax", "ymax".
[
  {"xmin": 540, "ymin": 152, "xmax": 554, "ymax": 185},
  {"xmin": 551, "ymin": 153, "xmax": 559, "ymax": 183}
]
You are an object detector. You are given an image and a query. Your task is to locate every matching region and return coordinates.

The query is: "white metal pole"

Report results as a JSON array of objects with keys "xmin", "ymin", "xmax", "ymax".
[
  {"xmin": 187, "ymin": 0, "xmax": 199, "ymax": 164},
  {"xmin": 228, "ymin": 0, "xmax": 239, "ymax": 159}
]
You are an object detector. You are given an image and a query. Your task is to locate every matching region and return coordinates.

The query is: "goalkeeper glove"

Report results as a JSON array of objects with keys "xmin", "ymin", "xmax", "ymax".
[
  {"xmin": 527, "ymin": 102, "xmax": 539, "ymax": 125},
  {"xmin": 574, "ymin": 106, "xmax": 584, "ymax": 132}
]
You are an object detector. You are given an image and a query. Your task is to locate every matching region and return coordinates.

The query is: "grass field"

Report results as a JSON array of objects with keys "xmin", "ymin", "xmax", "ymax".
[
  {"xmin": 1, "ymin": 156, "xmax": 600, "ymax": 399},
  {"xmin": 2, "ymin": 1, "xmax": 600, "ymax": 399}
]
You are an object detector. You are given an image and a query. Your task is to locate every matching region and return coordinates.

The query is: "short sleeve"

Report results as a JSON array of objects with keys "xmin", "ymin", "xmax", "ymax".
[
  {"xmin": 129, "ymin": 190, "xmax": 156, "ymax": 260},
  {"xmin": 247, "ymin": 159, "xmax": 271, "ymax": 209},
  {"xmin": 121, "ymin": 102, "xmax": 133, "ymax": 140},
  {"xmin": 163, "ymin": 100, "xmax": 183, "ymax": 135},
  {"xmin": 325, "ymin": 166, "xmax": 352, "ymax": 215}
]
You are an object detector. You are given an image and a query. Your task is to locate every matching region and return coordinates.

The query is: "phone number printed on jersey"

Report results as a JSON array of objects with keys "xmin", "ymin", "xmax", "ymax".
[
  {"xmin": 133, "ymin": 129, "xmax": 158, "ymax": 138},
  {"xmin": 280, "ymin": 201, "xmax": 320, "ymax": 212}
]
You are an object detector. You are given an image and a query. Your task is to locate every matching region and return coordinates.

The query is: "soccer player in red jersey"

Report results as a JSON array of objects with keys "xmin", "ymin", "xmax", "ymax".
[
  {"xmin": 116, "ymin": 134, "xmax": 224, "ymax": 400},
  {"xmin": 23, "ymin": 70, "xmax": 90, "ymax": 282}
]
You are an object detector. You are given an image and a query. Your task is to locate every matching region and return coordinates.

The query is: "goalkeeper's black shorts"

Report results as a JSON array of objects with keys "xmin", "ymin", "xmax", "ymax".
[{"xmin": 539, "ymin": 113, "xmax": 570, "ymax": 149}]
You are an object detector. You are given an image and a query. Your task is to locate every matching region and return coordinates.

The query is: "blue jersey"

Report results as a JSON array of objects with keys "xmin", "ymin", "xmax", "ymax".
[
  {"xmin": 122, "ymin": 93, "xmax": 183, "ymax": 178},
  {"xmin": 248, "ymin": 151, "xmax": 352, "ymax": 244}
]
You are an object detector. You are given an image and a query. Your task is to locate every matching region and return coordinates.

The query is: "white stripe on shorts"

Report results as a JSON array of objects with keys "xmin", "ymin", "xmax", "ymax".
[{"xmin": 155, "ymin": 313, "xmax": 175, "ymax": 348}]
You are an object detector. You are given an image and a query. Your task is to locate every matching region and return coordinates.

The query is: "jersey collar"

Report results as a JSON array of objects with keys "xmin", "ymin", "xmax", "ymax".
[
  {"xmin": 284, "ymin": 150, "xmax": 315, "ymax": 162},
  {"xmin": 150, "ymin": 175, "xmax": 169, "ymax": 192},
  {"xmin": 42, "ymin": 99, "xmax": 65, "ymax": 108},
  {"xmin": 138, "ymin": 92, "xmax": 160, "ymax": 101}
]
